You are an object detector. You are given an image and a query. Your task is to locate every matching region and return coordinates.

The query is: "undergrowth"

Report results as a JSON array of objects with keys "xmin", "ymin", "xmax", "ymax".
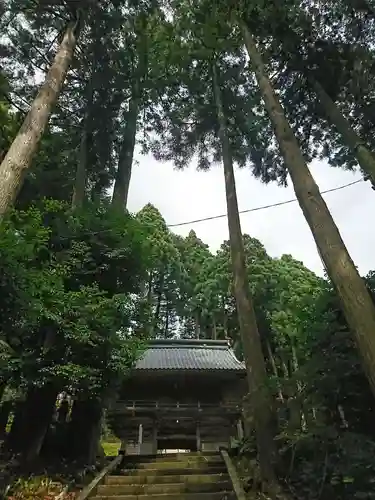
[{"xmin": 229, "ymin": 426, "xmax": 375, "ymax": 500}]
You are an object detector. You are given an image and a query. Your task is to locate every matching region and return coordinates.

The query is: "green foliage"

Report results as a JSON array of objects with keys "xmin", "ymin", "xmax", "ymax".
[
  {"xmin": 0, "ymin": 201, "xmax": 149, "ymax": 397},
  {"xmin": 8, "ymin": 476, "xmax": 76, "ymax": 499},
  {"xmin": 0, "ymin": 73, "xmax": 20, "ymax": 164}
]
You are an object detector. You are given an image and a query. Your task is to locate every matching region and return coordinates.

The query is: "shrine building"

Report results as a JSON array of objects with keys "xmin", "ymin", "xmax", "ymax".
[{"xmin": 108, "ymin": 339, "xmax": 247, "ymax": 455}]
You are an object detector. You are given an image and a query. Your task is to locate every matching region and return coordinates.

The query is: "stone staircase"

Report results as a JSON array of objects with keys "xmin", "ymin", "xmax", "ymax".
[{"xmin": 91, "ymin": 452, "xmax": 236, "ymax": 500}]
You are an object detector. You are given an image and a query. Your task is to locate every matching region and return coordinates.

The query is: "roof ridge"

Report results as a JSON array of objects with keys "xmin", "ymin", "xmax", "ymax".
[
  {"xmin": 149, "ymin": 339, "xmax": 230, "ymax": 348},
  {"xmin": 151, "ymin": 344, "xmax": 229, "ymax": 350},
  {"xmin": 134, "ymin": 339, "xmax": 246, "ymax": 372}
]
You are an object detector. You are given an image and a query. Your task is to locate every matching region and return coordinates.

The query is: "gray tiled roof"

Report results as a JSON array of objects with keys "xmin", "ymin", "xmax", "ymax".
[{"xmin": 135, "ymin": 339, "xmax": 246, "ymax": 372}]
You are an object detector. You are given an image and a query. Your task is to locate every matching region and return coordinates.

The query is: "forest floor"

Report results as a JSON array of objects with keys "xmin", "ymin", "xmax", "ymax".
[
  {"xmin": 2, "ymin": 455, "xmax": 107, "ymax": 500},
  {"xmin": 1, "ymin": 437, "xmax": 120, "ymax": 498}
]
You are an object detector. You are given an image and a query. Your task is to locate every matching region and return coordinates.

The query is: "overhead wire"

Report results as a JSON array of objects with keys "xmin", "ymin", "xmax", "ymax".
[
  {"xmin": 167, "ymin": 178, "xmax": 364, "ymax": 228},
  {"xmin": 54, "ymin": 177, "xmax": 364, "ymax": 240}
]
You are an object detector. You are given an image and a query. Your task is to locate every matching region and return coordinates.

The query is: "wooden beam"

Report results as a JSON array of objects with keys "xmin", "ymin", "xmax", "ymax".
[{"xmin": 114, "ymin": 400, "xmax": 242, "ymax": 410}]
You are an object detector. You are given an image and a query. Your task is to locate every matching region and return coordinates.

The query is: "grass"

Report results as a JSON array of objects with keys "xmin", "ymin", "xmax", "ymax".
[{"xmin": 101, "ymin": 440, "xmax": 121, "ymax": 457}]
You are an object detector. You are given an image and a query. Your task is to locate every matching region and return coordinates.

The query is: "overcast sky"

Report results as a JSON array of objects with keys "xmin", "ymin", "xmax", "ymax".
[{"xmin": 127, "ymin": 153, "xmax": 375, "ymax": 277}]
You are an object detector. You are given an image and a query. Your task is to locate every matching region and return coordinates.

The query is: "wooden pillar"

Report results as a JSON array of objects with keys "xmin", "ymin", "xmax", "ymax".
[
  {"xmin": 196, "ymin": 420, "xmax": 201, "ymax": 452},
  {"xmin": 152, "ymin": 420, "xmax": 158, "ymax": 455},
  {"xmin": 138, "ymin": 423, "xmax": 143, "ymax": 445}
]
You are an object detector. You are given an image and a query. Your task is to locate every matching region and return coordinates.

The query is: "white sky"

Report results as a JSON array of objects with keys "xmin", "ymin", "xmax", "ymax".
[{"xmin": 127, "ymin": 154, "xmax": 375, "ymax": 277}]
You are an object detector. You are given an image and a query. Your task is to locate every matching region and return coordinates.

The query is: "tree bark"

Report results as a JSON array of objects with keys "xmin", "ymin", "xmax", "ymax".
[
  {"xmin": 5, "ymin": 385, "xmax": 58, "ymax": 459},
  {"xmin": 195, "ymin": 310, "xmax": 201, "ymax": 339},
  {"xmin": 24, "ymin": 385, "xmax": 58, "ymax": 461},
  {"xmin": 265, "ymin": 339, "xmax": 284, "ymax": 403},
  {"xmin": 0, "ymin": 20, "xmax": 79, "ymax": 216},
  {"xmin": 311, "ymin": 78, "xmax": 375, "ymax": 186},
  {"xmin": 212, "ymin": 61, "xmax": 278, "ymax": 487},
  {"xmin": 71, "ymin": 121, "xmax": 88, "ymax": 209},
  {"xmin": 290, "ymin": 342, "xmax": 307, "ymax": 430},
  {"xmin": 222, "ymin": 298, "xmax": 228, "ymax": 338},
  {"xmin": 154, "ymin": 271, "xmax": 164, "ymax": 331},
  {"xmin": 71, "ymin": 76, "xmax": 94, "ymax": 209},
  {"xmin": 147, "ymin": 271, "xmax": 153, "ymax": 303},
  {"xmin": 67, "ymin": 398, "xmax": 103, "ymax": 463},
  {"xmin": 111, "ymin": 96, "xmax": 139, "ymax": 209},
  {"xmin": 241, "ymin": 21, "xmax": 375, "ymax": 400},
  {"xmin": 212, "ymin": 315, "xmax": 217, "ymax": 340},
  {"xmin": 6, "ymin": 401, "xmax": 25, "ymax": 452},
  {"xmin": 0, "ymin": 381, "xmax": 6, "ymax": 403},
  {"xmin": 164, "ymin": 305, "xmax": 169, "ymax": 338},
  {"xmin": 0, "ymin": 401, "xmax": 12, "ymax": 438},
  {"xmin": 111, "ymin": 14, "xmax": 148, "ymax": 210}
]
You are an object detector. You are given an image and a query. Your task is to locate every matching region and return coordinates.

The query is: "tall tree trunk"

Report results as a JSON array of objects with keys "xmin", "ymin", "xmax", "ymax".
[
  {"xmin": 6, "ymin": 385, "xmax": 58, "ymax": 459},
  {"xmin": 290, "ymin": 341, "xmax": 307, "ymax": 430},
  {"xmin": 212, "ymin": 315, "xmax": 217, "ymax": 340},
  {"xmin": 71, "ymin": 119, "xmax": 88, "ymax": 209},
  {"xmin": 6, "ymin": 401, "xmax": 25, "ymax": 452},
  {"xmin": 67, "ymin": 398, "xmax": 103, "ymax": 463},
  {"xmin": 146, "ymin": 271, "xmax": 154, "ymax": 336},
  {"xmin": 241, "ymin": 21, "xmax": 375, "ymax": 400},
  {"xmin": 164, "ymin": 305, "xmax": 169, "ymax": 338},
  {"xmin": 222, "ymin": 298, "xmax": 228, "ymax": 338},
  {"xmin": 212, "ymin": 62, "xmax": 278, "ymax": 489},
  {"xmin": 265, "ymin": 339, "xmax": 284, "ymax": 403},
  {"xmin": 0, "ymin": 401, "xmax": 12, "ymax": 439},
  {"xmin": 71, "ymin": 76, "xmax": 94, "ymax": 209},
  {"xmin": 112, "ymin": 13, "xmax": 148, "ymax": 209},
  {"xmin": 147, "ymin": 271, "xmax": 153, "ymax": 303},
  {"xmin": 195, "ymin": 311, "xmax": 201, "ymax": 339},
  {"xmin": 0, "ymin": 20, "xmax": 79, "ymax": 216},
  {"xmin": 281, "ymin": 357, "xmax": 290, "ymax": 379},
  {"xmin": 0, "ymin": 381, "xmax": 6, "ymax": 403},
  {"xmin": 311, "ymin": 78, "xmax": 375, "ymax": 186},
  {"xmin": 111, "ymin": 95, "xmax": 139, "ymax": 209},
  {"xmin": 154, "ymin": 271, "xmax": 164, "ymax": 326},
  {"xmin": 24, "ymin": 385, "xmax": 58, "ymax": 461}
]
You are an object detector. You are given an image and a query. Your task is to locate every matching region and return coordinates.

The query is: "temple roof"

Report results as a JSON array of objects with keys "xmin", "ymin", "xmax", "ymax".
[{"xmin": 134, "ymin": 339, "xmax": 246, "ymax": 372}]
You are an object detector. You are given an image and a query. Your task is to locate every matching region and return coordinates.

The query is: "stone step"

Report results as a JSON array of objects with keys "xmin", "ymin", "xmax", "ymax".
[
  {"xmin": 98, "ymin": 480, "xmax": 232, "ymax": 496},
  {"xmin": 91, "ymin": 492, "xmax": 236, "ymax": 500},
  {"xmin": 118, "ymin": 466, "xmax": 227, "ymax": 477},
  {"xmin": 123, "ymin": 455, "xmax": 222, "ymax": 467},
  {"xmin": 122, "ymin": 458, "xmax": 224, "ymax": 471},
  {"xmin": 106, "ymin": 473, "xmax": 230, "ymax": 486},
  {"xmin": 122, "ymin": 453, "xmax": 219, "ymax": 462}
]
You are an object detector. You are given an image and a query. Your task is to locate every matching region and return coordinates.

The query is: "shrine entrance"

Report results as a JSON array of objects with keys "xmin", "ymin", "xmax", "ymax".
[
  {"xmin": 158, "ymin": 438, "xmax": 196, "ymax": 452},
  {"xmin": 157, "ymin": 415, "xmax": 197, "ymax": 451},
  {"xmin": 107, "ymin": 339, "xmax": 247, "ymax": 455}
]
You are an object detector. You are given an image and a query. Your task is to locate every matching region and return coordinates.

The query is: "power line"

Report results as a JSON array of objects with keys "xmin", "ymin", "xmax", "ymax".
[
  {"xmin": 167, "ymin": 178, "xmax": 364, "ymax": 228},
  {"xmin": 53, "ymin": 177, "xmax": 364, "ymax": 241}
]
